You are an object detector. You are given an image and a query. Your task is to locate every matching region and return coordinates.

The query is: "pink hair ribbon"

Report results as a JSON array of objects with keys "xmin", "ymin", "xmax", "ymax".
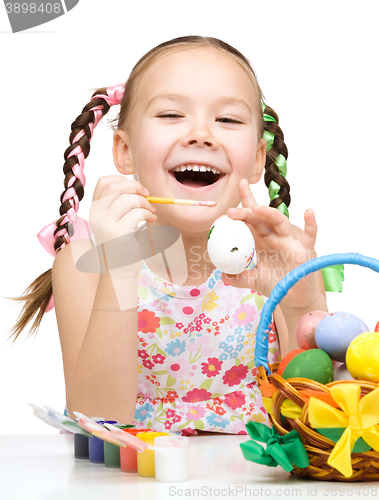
[
  {"xmin": 94, "ymin": 83, "xmax": 125, "ymax": 107},
  {"xmin": 37, "ymin": 215, "xmax": 93, "ymax": 257},
  {"xmin": 37, "ymin": 215, "xmax": 93, "ymax": 312},
  {"xmin": 45, "ymin": 294, "xmax": 54, "ymax": 313}
]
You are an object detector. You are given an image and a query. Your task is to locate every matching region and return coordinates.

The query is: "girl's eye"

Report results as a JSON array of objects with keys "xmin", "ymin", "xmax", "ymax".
[
  {"xmin": 217, "ymin": 117, "xmax": 243, "ymax": 124},
  {"xmin": 158, "ymin": 113, "xmax": 183, "ymax": 119}
]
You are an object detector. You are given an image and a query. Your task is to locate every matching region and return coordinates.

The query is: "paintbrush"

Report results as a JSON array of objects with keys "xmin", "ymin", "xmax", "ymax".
[{"xmin": 146, "ymin": 197, "xmax": 217, "ymax": 207}]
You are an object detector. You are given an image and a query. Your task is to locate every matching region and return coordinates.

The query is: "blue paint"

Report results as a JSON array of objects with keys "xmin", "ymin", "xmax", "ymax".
[
  {"xmin": 88, "ymin": 420, "xmax": 118, "ymax": 464},
  {"xmin": 89, "ymin": 435, "xmax": 105, "ymax": 464}
]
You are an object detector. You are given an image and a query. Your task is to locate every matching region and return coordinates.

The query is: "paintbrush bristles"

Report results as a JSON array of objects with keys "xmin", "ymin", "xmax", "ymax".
[{"xmin": 198, "ymin": 201, "xmax": 217, "ymax": 208}]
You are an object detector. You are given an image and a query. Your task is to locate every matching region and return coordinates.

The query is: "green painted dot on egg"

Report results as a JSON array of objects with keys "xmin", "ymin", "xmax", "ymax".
[{"xmin": 282, "ymin": 349, "xmax": 334, "ymax": 384}]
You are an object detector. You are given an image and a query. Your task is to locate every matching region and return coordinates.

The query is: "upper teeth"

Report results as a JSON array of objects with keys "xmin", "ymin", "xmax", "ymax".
[{"xmin": 172, "ymin": 165, "xmax": 222, "ymax": 174}]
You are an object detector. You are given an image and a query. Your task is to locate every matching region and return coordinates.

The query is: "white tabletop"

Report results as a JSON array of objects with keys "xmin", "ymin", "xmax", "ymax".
[{"xmin": 1, "ymin": 434, "xmax": 377, "ymax": 499}]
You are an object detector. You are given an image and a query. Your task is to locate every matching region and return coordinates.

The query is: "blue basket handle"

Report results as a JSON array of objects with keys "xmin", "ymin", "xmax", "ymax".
[{"xmin": 255, "ymin": 253, "xmax": 379, "ymax": 372}]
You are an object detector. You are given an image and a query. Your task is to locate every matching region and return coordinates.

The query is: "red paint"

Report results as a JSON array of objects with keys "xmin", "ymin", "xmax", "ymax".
[{"xmin": 120, "ymin": 428, "xmax": 151, "ymax": 473}]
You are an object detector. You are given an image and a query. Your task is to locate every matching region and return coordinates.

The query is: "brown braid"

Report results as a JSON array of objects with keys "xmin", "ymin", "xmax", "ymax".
[
  {"xmin": 7, "ymin": 89, "xmax": 112, "ymax": 341},
  {"xmin": 263, "ymin": 105, "xmax": 291, "ymax": 211},
  {"xmin": 55, "ymin": 90, "xmax": 111, "ymax": 253}
]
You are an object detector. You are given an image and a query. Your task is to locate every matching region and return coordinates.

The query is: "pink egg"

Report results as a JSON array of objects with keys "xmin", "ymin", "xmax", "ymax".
[{"xmin": 296, "ymin": 311, "xmax": 328, "ymax": 350}]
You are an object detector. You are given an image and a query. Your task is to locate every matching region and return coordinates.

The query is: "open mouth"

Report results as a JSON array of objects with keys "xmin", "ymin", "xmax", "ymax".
[{"xmin": 171, "ymin": 170, "xmax": 224, "ymax": 187}]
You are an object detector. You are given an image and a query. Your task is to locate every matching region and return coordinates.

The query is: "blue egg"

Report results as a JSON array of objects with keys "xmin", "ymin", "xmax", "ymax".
[{"xmin": 315, "ymin": 312, "xmax": 369, "ymax": 362}]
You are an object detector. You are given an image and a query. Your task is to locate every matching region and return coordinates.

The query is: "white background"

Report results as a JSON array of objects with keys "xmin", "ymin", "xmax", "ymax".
[{"xmin": 1, "ymin": 1, "xmax": 378, "ymax": 434}]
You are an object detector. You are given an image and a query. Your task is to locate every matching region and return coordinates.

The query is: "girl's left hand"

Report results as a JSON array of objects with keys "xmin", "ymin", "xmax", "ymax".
[{"xmin": 222, "ymin": 179, "xmax": 320, "ymax": 310}]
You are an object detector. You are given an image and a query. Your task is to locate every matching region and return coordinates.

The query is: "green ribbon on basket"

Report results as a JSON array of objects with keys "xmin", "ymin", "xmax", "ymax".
[
  {"xmin": 240, "ymin": 421, "xmax": 310, "ymax": 472},
  {"xmin": 322, "ymin": 265, "xmax": 345, "ymax": 292}
]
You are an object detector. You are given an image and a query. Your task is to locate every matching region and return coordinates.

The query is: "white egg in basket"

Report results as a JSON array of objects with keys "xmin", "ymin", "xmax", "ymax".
[{"xmin": 207, "ymin": 215, "xmax": 256, "ymax": 274}]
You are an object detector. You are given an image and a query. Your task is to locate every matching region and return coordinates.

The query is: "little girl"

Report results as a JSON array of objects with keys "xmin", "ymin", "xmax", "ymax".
[{"xmin": 11, "ymin": 36, "xmax": 327, "ymax": 435}]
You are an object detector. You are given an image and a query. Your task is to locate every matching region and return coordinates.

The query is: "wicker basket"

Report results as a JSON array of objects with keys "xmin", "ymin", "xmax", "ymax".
[{"xmin": 255, "ymin": 253, "xmax": 379, "ymax": 481}]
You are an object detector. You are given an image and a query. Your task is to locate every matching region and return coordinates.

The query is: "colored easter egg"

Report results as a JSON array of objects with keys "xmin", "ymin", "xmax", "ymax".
[
  {"xmin": 282, "ymin": 349, "xmax": 334, "ymax": 384},
  {"xmin": 346, "ymin": 332, "xmax": 379, "ymax": 382},
  {"xmin": 296, "ymin": 311, "xmax": 328, "ymax": 350},
  {"xmin": 315, "ymin": 312, "xmax": 369, "ymax": 362},
  {"xmin": 277, "ymin": 349, "xmax": 305, "ymax": 376},
  {"xmin": 333, "ymin": 363, "xmax": 354, "ymax": 381},
  {"xmin": 207, "ymin": 215, "xmax": 255, "ymax": 274}
]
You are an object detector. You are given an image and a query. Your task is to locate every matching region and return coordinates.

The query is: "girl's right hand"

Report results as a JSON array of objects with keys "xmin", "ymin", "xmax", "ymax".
[{"xmin": 89, "ymin": 175, "xmax": 157, "ymax": 246}]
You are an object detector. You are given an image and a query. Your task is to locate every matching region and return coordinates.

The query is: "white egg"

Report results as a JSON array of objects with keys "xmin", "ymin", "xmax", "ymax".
[{"xmin": 207, "ymin": 215, "xmax": 256, "ymax": 274}]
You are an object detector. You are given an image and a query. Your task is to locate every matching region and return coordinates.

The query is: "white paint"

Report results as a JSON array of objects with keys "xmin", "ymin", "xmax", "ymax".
[{"xmin": 154, "ymin": 436, "xmax": 189, "ymax": 482}]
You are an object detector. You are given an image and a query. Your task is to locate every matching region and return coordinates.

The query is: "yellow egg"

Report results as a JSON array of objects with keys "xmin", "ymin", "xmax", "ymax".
[{"xmin": 346, "ymin": 332, "xmax": 379, "ymax": 382}]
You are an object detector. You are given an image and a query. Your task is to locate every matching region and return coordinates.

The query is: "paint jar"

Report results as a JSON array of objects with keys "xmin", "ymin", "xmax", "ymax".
[
  {"xmin": 136, "ymin": 432, "xmax": 169, "ymax": 478},
  {"xmin": 104, "ymin": 441, "xmax": 121, "ymax": 468},
  {"xmin": 154, "ymin": 436, "xmax": 189, "ymax": 482},
  {"xmin": 89, "ymin": 420, "xmax": 117, "ymax": 464},
  {"xmin": 120, "ymin": 428, "xmax": 151, "ymax": 473},
  {"xmin": 73, "ymin": 417, "xmax": 94, "ymax": 460},
  {"xmin": 103, "ymin": 425, "xmax": 135, "ymax": 469},
  {"xmin": 74, "ymin": 433, "xmax": 90, "ymax": 460}
]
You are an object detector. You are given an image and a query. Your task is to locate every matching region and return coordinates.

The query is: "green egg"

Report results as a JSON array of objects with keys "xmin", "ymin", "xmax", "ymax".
[{"xmin": 282, "ymin": 349, "xmax": 334, "ymax": 384}]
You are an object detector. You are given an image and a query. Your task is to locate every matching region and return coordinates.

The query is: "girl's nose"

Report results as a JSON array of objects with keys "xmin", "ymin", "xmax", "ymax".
[{"xmin": 181, "ymin": 122, "xmax": 218, "ymax": 149}]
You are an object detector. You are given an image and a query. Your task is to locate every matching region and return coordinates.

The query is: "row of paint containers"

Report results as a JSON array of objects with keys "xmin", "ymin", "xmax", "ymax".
[
  {"xmin": 29, "ymin": 404, "xmax": 189, "ymax": 482},
  {"xmin": 75, "ymin": 425, "xmax": 189, "ymax": 481}
]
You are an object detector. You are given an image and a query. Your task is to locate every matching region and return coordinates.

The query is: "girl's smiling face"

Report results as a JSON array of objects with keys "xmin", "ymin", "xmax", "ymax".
[{"xmin": 114, "ymin": 46, "xmax": 266, "ymax": 236}]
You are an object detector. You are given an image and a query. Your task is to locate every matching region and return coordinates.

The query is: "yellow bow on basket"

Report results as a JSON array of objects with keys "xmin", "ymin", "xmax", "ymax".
[{"xmin": 308, "ymin": 384, "xmax": 379, "ymax": 477}]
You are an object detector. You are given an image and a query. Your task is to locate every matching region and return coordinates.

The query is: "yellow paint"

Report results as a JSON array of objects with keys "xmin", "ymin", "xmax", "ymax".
[{"xmin": 136, "ymin": 432, "xmax": 169, "ymax": 478}]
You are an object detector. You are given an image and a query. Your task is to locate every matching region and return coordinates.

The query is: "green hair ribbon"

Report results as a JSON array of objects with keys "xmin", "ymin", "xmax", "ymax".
[
  {"xmin": 322, "ymin": 265, "xmax": 345, "ymax": 293},
  {"xmin": 262, "ymin": 102, "xmax": 289, "ymax": 219},
  {"xmin": 262, "ymin": 102, "xmax": 275, "ymax": 151}
]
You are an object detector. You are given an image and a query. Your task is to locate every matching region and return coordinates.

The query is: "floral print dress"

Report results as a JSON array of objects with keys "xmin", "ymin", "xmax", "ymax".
[{"xmin": 133, "ymin": 261, "xmax": 280, "ymax": 435}]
